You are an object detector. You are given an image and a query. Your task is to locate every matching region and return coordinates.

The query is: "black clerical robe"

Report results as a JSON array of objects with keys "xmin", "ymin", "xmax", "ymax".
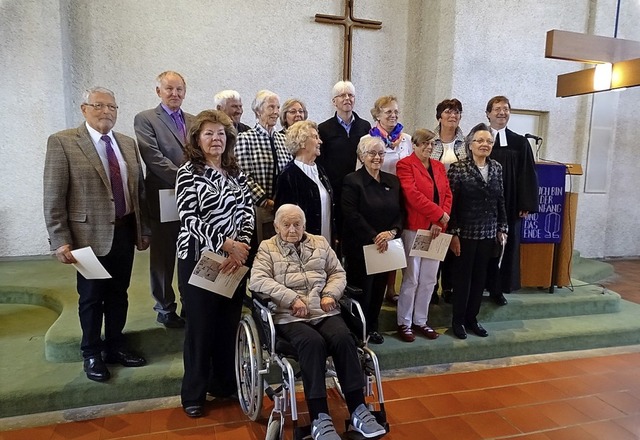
[{"xmin": 488, "ymin": 128, "xmax": 539, "ymax": 293}]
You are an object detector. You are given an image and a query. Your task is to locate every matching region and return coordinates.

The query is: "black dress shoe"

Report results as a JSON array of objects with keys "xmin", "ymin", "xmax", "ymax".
[
  {"xmin": 157, "ymin": 312, "xmax": 185, "ymax": 328},
  {"xmin": 468, "ymin": 322, "xmax": 489, "ymax": 337},
  {"xmin": 452, "ymin": 323, "xmax": 467, "ymax": 339},
  {"xmin": 183, "ymin": 405, "xmax": 203, "ymax": 418},
  {"xmin": 367, "ymin": 331, "xmax": 384, "ymax": 344},
  {"xmin": 83, "ymin": 356, "xmax": 111, "ymax": 382},
  {"xmin": 491, "ymin": 293, "xmax": 508, "ymax": 306},
  {"xmin": 104, "ymin": 350, "xmax": 147, "ymax": 367}
]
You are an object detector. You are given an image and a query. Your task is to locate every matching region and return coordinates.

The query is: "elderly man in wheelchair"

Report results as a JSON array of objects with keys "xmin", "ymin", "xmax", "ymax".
[{"xmin": 244, "ymin": 204, "xmax": 388, "ymax": 440}]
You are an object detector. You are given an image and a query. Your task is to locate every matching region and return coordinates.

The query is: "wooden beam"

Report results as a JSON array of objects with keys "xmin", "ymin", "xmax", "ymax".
[
  {"xmin": 612, "ymin": 58, "xmax": 640, "ymax": 88},
  {"xmin": 556, "ymin": 67, "xmax": 598, "ymax": 97},
  {"xmin": 545, "ymin": 29, "xmax": 640, "ymax": 64}
]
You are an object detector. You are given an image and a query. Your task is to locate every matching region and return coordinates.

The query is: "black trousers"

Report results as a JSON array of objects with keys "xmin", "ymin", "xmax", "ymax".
[
  {"xmin": 77, "ymin": 215, "xmax": 135, "ymax": 358},
  {"xmin": 178, "ymin": 248, "xmax": 244, "ymax": 407},
  {"xmin": 276, "ymin": 315, "xmax": 364, "ymax": 401},
  {"xmin": 344, "ymin": 255, "xmax": 387, "ymax": 334},
  {"xmin": 487, "ymin": 218, "xmax": 522, "ymax": 294},
  {"xmin": 149, "ymin": 218, "xmax": 180, "ymax": 315},
  {"xmin": 451, "ymin": 238, "xmax": 493, "ymax": 326}
]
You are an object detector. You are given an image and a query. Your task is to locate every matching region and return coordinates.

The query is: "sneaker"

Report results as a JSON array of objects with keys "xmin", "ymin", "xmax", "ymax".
[
  {"xmin": 350, "ymin": 404, "xmax": 386, "ymax": 438},
  {"xmin": 311, "ymin": 413, "xmax": 341, "ymax": 440}
]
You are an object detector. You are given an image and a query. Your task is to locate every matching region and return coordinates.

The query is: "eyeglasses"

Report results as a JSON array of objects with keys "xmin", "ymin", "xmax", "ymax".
[
  {"xmin": 364, "ymin": 151, "xmax": 386, "ymax": 158},
  {"xmin": 442, "ymin": 109, "xmax": 461, "ymax": 116},
  {"xmin": 491, "ymin": 106, "xmax": 510, "ymax": 113},
  {"xmin": 334, "ymin": 93, "xmax": 355, "ymax": 100},
  {"xmin": 383, "ymin": 110, "xmax": 400, "ymax": 117},
  {"xmin": 416, "ymin": 141, "xmax": 436, "ymax": 147},
  {"xmin": 84, "ymin": 102, "xmax": 118, "ymax": 111},
  {"xmin": 287, "ymin": 109, "xmax": 305, "ymax": 115},
  {"xmin": 472, "ymin": 138, "xmax": 494, "ymax": 146}
]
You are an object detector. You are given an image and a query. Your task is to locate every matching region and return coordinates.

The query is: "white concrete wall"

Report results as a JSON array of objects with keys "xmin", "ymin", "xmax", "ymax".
[{"xmin": 2, "ymin": 0, "xmax": 638, "ymax": 258}]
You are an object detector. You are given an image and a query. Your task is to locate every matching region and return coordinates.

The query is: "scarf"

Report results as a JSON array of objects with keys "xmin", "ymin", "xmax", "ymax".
[{"xmin": 370, "ymin": 122, "xmax": 404, "ymax": 149}]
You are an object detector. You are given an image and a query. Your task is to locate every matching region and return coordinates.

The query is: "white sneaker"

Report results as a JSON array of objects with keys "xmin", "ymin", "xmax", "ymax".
[
  {"xmin": 311, "ymin": 413, "xmax": 341, "ymax": 440},
  {"xmin": 350, "ymin": 404, "xmax": 386, "ymax": 438}
]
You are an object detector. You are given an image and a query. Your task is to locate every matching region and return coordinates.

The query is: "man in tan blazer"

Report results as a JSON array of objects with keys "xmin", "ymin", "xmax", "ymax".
[
  {"xmin": 43, "ymin": 86, "xmax": 151, "ymax": 382},
  {"xmin": 135, "ymin": 71, "xmax": 194, "ymax": 328}
]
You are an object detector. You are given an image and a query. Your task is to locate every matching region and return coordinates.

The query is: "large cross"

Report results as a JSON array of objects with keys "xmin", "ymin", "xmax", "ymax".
[{"xmin": 315, "ymin": 0, "xmax": 382, "ymax": 81}]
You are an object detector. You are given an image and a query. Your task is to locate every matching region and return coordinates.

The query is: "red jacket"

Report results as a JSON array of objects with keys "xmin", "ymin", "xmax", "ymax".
[{"xmin": 396, "ymin": 153, "xmax": 452, "ymax": 231}]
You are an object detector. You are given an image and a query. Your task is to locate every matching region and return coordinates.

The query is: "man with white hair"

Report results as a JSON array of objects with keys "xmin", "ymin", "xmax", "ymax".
[
  {"xmin": 134, "ymin": 71, "xmax": 194, "ymax": 328},
  {"xmin": 213, "ymin": 89, "xmax": 251, "ymax": 133},
  {"xmin": 316, "ymin": 81, "xmax": 371, "ymax": 253}
]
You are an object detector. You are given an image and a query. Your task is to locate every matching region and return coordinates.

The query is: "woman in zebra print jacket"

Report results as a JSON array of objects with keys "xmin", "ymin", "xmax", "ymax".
[{"xmin": 175, "ymin": 110, "xmax": 254, "ymax": 418}]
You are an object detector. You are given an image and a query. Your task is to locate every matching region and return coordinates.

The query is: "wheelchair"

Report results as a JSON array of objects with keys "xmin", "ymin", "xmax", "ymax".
[{"xmin": 235, "ymin": 288, "xmax": 389, "ymax": 440}]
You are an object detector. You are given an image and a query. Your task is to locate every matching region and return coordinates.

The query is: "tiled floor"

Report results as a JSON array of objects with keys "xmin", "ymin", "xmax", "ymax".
[{"xmin": 2, "ymin": 259, "xmax": 639, "ymax": 440}]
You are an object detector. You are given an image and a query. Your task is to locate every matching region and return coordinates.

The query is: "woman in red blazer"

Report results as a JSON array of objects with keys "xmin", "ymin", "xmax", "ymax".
[{"xmin": 395, "ymin": 129, "xmax": 452, "ymax": 342}]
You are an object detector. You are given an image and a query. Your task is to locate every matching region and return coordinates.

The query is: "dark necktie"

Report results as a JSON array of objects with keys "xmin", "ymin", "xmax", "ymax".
[
  {"xmin": 101, "ymin": 135, "xmax": 126, "ymax": 218},
  {"xmin": 170, "ymin": 111, "xmax": 186, "ymax": 142}
]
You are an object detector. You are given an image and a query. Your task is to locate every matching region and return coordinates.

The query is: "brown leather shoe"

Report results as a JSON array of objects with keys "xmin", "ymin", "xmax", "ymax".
[
  {"xmin": 397, "ymin": 324, "xmax": 415, "ymax": 342},
  {"xmin": 412, "ymin": 324, "xmax": 440, "ymax": 339}
]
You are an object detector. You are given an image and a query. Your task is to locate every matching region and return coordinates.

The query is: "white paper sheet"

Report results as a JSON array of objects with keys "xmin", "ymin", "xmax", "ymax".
[
  {"xmin": 71, "ymin": 247, "xmax": 111, "ymax": 279},
  {"xmin": 363, "ymin": 238, "xmax": 407, "ymax": 275},
  {"xmin": 408, "ymin": 230, "xmax": 453, "ymax": 261},
  {"xmin": 159, "ymin": 189, "xmax": 179, "ymax": 223},
  {"xmin": 188, "ymin": 250, "xmax": 249, "ymax": 298}
]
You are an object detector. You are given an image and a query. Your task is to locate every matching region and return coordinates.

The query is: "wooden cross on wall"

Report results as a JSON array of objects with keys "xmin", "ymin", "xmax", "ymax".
[{"xmin": 315, "ymin": 0, "xmax": 382, "ymax": 81}]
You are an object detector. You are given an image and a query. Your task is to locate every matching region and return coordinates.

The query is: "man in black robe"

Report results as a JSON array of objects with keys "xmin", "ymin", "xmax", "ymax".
[{"xmin": 485, "ymin": 96, "xmax": 539, "ymax": 304}]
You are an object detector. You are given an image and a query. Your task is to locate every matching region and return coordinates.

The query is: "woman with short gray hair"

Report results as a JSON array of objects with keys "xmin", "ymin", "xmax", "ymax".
[{"xmin": 274, "ymin": 120, "xmax": 333, "ymax": 243}]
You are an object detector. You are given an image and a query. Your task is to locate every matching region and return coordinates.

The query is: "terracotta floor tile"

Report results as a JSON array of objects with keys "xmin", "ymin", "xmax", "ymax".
[
  {"xmin": 598, "ymin": 391, "xmax": 640, "ymax": 415},
  {"xmin": 459, "ymin": 411, "xmax": 521, "ymax": 438},
  {"xmin": 486, "ymin": 384, "xmax": 538, "ymax": 407},
  {"xmin": 613, "ymin": 414, "xmax": 640, "ymax": 438},
  {"xmin": 417, "ymin": 393, "xmax": 464, "ymax": 418},
  {"xmin": 423, "ymin": 415, "xmax": 482, "ymax": 440},
  {"xmin": 451, "ymin": 389, "xmax": 504, "ymax": 414},
  {"xmin": 420, "ymin": 371, "xmax": 474, "ymax": 394},
  {"xmin": 1, "ymin": 425, "xmax": 55, "ymax": 440},
  {"xmin": 381, "ymin": 377, "xmax": 425, "ymax": 400},
  {"xmin": 586, "ymin": 419, "xmax": 639, "ymax": 440},
  {"xmin": 498, "ymin": 406, "xmax": 560, "ymax": 432},
  {"xmin": 126, "ymin": 434, "xmax": 166, "ymax": 440},
  {"xmin": 464, "ymin": 366, "xmax": 531, "ymax": 389},
  {"xmin": 383, "ymin": 397, "xmax": 433, "ymax": 424},
  {"xmin": 535, "ymin": 401, "xmax": 594, "ymax": 426},
  {"xmin": 569, "ymin": 395, "xmax": 626, "ymax": 420},
  {"xmin": 384, "ymin": 420, "xmax": 439, "ymax": 440},
  {"xmin": 195, "ymin": 399, "xmax": 246, "ymax": 426},
  {"xmin": 165, "ymin": 425, "xmax": 217, "ymax": 440},
  {"xmin": 509, "ymin": 434, "xmax": 552, "ymax": 440},
  {"xmin": 101, "ymin": 411, "xmax": 151, "ymax": 439},
  {"xmin": 516, "ymin": 381, "xmax": 568, "ymax": 403},
  {"xmin": 512, "ymin": 363, "xmax": 563, "ymax": 382},
  {"xmin": 551, "ymin": 373, "xmax": 625, "ymax": 397},
  {"xmin": 213, "ymin": 421, "xmax": 265, "ymax": 440},
  {"xmin": 543, "ymin": 425, "xmax": 599, "ymax": 440},
  {"xmin": 148, "ymin": 407, "xmax": 199, "ymax": 433},
  {"xmin": 51, "ymin": 419, "xmax": 104, "ymax": 440}
]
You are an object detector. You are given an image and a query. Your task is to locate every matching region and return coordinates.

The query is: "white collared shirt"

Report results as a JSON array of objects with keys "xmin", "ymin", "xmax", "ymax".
[
  {"xmin": 294, "ymin": 159, "xmax": 331, "ymax": 243},
  {"xmin": 85, "ymin": 122, "xmax": 132, "ymax": 213}
]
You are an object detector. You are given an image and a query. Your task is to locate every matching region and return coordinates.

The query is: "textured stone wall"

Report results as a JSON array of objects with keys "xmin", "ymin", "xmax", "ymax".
[{"xmin": 1, "ymin": 0, "xmax": 638, "ymax": 258}]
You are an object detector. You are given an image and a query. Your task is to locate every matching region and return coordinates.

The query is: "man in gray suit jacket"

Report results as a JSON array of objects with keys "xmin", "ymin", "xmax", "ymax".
[
  {"xmin": 135, "ymin": 71, "xmax": 194, "ymax": 328},
  {"xmin": 43, "ymin": 86, "xmax": 151, "ymax": 382}
]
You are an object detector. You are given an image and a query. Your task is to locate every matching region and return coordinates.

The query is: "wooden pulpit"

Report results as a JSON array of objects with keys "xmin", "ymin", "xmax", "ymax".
[{"xmin": 520, "ymin": 163, "xmax": 583, "ymax": 290}]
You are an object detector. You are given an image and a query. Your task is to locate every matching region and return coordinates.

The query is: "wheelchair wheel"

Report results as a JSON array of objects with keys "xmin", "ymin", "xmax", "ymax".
[
  {"xmin": 265, "ymin": 414, "xmax": 282, "ymax": 440},
  {"xmin": 235, "ymin": 314, "xmax": 264, "ymax": 421}
]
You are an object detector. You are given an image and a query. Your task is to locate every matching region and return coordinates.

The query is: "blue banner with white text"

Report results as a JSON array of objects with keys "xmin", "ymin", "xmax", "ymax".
[{"xmin": 521, "ymin": 163, "xmax": 566, "ymax": 244}]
